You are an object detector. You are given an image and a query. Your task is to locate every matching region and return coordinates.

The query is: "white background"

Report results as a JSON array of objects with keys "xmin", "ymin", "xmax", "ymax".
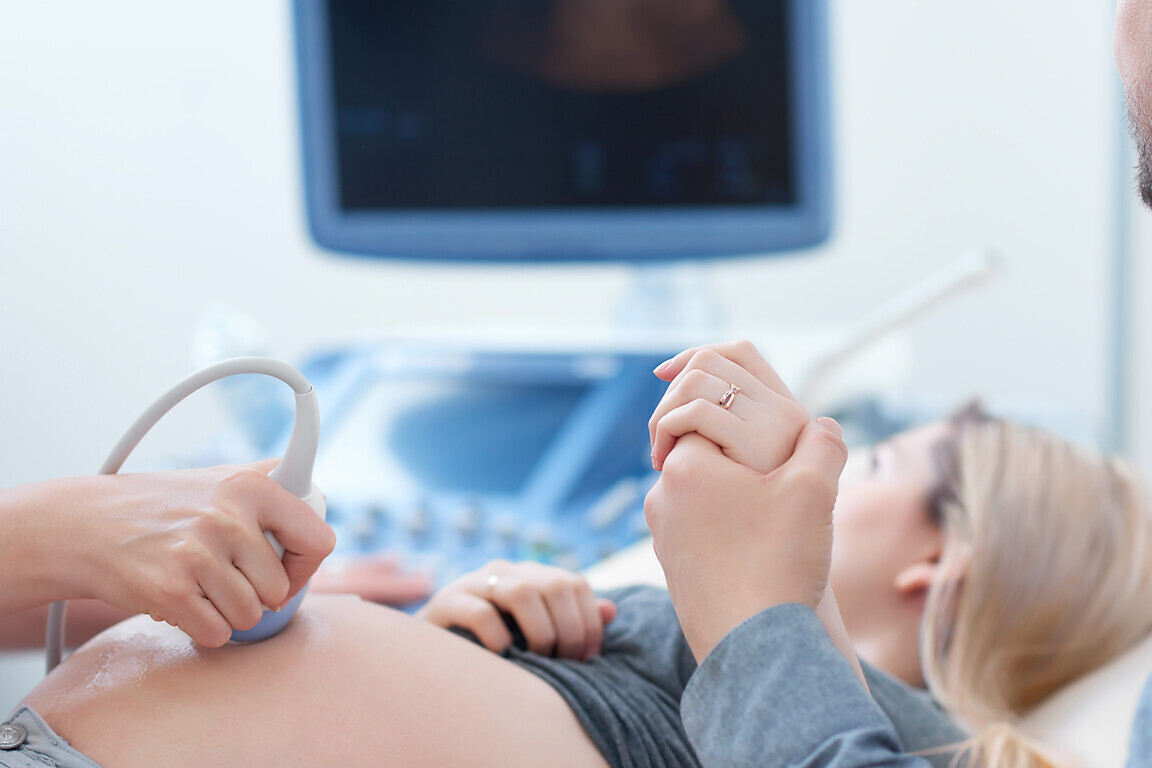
[
  {"xmin": 0, "ymin": 1, "xmax": 1130, "ymax": 487},
  {"xmin": 0, "ymin": 0, "xmax": 1143, "ymax": 712}
]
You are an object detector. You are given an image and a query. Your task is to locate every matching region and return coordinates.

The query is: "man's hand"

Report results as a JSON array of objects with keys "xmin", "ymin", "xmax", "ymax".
[{"xmin": 644, "ymin": 421, "xmax": 846, "ymax": 661}]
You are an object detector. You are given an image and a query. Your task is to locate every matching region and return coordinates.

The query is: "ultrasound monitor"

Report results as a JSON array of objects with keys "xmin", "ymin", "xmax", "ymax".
[{"xmin": 292, "ymin": 0, "xmax": 832, "ymax": 262}]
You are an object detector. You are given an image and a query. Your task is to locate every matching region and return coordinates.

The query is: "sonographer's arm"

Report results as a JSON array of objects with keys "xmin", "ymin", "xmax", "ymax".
[
  {"xmin": 0, "ymin": 600, "xmax": 135, "ymax": 649},
  {"xmin": 0, "ymin": 463, "xmax": 335, "ymax": 648}
]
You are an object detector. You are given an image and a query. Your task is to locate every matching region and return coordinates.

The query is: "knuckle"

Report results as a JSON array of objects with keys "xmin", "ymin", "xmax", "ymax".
[
  {"xmin": 267, "ymin": 572, "xmax": 291, "ymax": 604},
  {"xmin": 572, "ymin": 578, "xmax": 595, "ymax": 603},
  {"xmin": 693, "ymin": 348, "xmax": 723, "ymax": 368},
  {"xmin": 236, "ymin": 601, "xmax": 264, "ymax": 630},
  {"xmin": 780, "ymin": 399, "xmax": 810, "ymax": 431},
  {"xmin": 317, "ymin": 523, "xmax": 337, "ymax": 556},
  {"xmin": 485, "ymin": 559, "xmax": 513, "ymax": 576},
  {"xmin": 460, "ymin": 600, "xmax": 498, "ymax": 626},
  {"xmin": 188, "ymin": 506, "xmax": 242, "ymax": 543},
  {"xmin": 659, "ymin": 447, "xmax": 693, "ymax": 481},
  {"xmin": 682, "ymin": 367, "xmax": 711, "ymax": 390},
  {"xmin": 643, "ymin": 488, "xmax": 660, "ymax": 527},
  {"xmin": 683, "ymin": 398, "xmax": 710, "ymax": 420},
  {"xmin": 532, "ymin": 626, "xmax": 558, "ymax": 653},
  {"xmin": 151, "ymin": 582, "xmax": 184, "ymax": 612},
  {"xmin": 216, "ymin": 465, "xmax": 268, "ymax": 499},
  {"xmin": 783, "ymin": 463, "xmax": 838, "ymax": 504},
  {"xmin": 194, "ymin": 622, "xmax": 231, "ymax": 648},
  {"xmin": 541, "ymin": 578, "xmax": 570, "ymax": 601},
  {"xmin": 506, "ymin": 579, "xmax": 537, "ymax": 605},
  {"xmin": 730, "ymin": 339, "xmax": 757, "ymax": 356},
  {"xmin": 170, "ymin": 537, "xmax": 214, "ymax": 572}
]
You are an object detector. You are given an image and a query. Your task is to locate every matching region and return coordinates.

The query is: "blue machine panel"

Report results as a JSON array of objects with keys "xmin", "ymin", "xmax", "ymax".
[{"xmin": 299, "ymin": 344, "xmax": 672, "ymax": 591}]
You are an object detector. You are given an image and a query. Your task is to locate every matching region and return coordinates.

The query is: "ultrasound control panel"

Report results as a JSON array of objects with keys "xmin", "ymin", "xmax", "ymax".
[{"xmin": 295, "ymin": 343, "xmax": 672, "ymax": 591}]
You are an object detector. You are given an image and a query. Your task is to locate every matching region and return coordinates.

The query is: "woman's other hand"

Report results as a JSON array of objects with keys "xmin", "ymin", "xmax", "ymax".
[
  {"xmin": 417, "ymin": 560, "xmax": 617, "ymax": 660},
  {"xmin": 311, "ymin": 553, "xmax": 434, "ymax": 606}
]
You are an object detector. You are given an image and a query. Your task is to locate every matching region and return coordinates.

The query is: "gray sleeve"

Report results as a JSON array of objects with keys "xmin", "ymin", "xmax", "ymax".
[{"xmin": 681, "ymin": 603, "xmax": 935, "ymax": 768}]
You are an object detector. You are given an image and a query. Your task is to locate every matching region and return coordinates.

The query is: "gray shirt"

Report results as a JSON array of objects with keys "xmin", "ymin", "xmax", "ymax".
[{"xmin": 502, "ymin": 586, "xmax": 965, "ymax": 768}]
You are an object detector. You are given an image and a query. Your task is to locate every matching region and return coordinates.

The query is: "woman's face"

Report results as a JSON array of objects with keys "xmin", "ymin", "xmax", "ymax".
[{"xmin": 829, "ymin": 421, "xmax": 950, "ymax": 634}]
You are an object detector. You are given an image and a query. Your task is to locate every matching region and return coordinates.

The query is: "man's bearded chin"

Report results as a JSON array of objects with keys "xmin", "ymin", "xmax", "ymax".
[{"xmin": 1126, "ymin": 89, "xmax": 1152, "ymax": 208}]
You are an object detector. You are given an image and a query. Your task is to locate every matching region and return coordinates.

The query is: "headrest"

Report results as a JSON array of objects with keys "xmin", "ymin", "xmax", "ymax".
[{"xmin": 1018, "ymin": 631, "xmax": 1152, "ymax": 767}]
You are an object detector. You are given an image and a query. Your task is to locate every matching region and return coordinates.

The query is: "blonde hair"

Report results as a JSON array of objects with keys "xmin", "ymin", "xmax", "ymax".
[{"xmin": 920, "ymin": 408, "xmax": 1152, "ymax": 768}]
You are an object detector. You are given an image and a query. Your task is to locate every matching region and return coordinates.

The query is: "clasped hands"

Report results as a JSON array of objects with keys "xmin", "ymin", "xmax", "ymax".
[
  {"xmin": 644, "ymin": 340, "xmax": 847, "ymax": 661},
  {"xmin": 420, "ymin": 341, "xmax": 847, "ymax": 664}
]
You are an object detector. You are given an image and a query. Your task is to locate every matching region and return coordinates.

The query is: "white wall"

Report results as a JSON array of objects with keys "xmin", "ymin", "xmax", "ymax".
[{"xmin": 0, "ymin": 0, "xmax": 1124, "ymax": 491}]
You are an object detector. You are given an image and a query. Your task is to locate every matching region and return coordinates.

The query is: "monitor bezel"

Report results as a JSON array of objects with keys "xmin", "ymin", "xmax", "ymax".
[{"xmin": 293, "ymin": 0, "xmax": 832, "ymax": 263}]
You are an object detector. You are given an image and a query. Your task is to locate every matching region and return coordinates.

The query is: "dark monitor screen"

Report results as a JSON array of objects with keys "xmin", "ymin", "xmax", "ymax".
[{"xmin": 293, "ymin": 0, "xmax": 832, "ymax": 262}]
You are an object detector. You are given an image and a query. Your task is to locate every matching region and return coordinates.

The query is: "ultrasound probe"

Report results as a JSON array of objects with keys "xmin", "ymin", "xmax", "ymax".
[{"xmin": 45, "ymin": 357, "xmax": 325, "ymax": 672}]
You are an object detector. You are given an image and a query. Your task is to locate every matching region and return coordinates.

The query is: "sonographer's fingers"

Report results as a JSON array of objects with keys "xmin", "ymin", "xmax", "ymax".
[
  {"xmin": 251, "ymin": 472, "xmax": 336, "ymax": 606},
  {"xmin": 63, "ymin": 464, "xmax": 332, "ymax": 646},
  {"xmin": 148, "ymin": 594, "xmax": 233, "ymax": 649},
  {"xmin": 196, "ymin": 551, "xmax": 267, "ymax": 633}
]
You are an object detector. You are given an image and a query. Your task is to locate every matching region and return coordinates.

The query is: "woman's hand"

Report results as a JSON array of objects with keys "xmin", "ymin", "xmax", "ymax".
[
  {"xmin": 645, "ymin": 422, "xmax": 847, "ymax": 662},
  {"xmin": 311, "ymin": 553, "xmax": 434, "ymax": 606},
  {"xmin": 417, "ymin": 560, "xmax": 617, "ymax": 660},
  {"xmin": 648, "ymin": 340, "xmax": 810, "ymax": 475},
  {"xmin": 643, "ymin": 341, "xmax": 848, "ymax": 662},
  {"xmin": 6, "ymin": 462, "xmax": 336, "ymax": 648}
]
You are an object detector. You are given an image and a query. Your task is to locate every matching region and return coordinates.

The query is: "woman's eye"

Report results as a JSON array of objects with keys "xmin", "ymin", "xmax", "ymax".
[{"xmin": 869, "ymin": 449, "xmax": 880, "ymax": 474}]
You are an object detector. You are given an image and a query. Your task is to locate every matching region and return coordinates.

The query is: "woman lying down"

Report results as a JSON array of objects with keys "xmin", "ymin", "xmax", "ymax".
[{"xmin": 10, "ymin": 342, "xmax": 1152, "ymax": 768}]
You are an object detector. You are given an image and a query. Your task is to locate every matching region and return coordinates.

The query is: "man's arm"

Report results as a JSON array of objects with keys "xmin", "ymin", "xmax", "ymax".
[{"xmin": 682, "ymin": 604, "xmax": 933, "ymax": 768}]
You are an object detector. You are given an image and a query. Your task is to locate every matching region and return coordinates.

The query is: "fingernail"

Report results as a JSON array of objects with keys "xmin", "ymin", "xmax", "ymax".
[
  {"xmin": 815, "ymin": 417, "xmax": 843, "ymax": 437},
  {"xmin": 653, "ymin": 359, "xmax": 672, "ymax": 375}
]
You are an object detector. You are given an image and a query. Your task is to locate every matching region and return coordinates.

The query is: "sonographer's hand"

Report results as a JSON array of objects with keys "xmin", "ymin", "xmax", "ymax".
[
  {"xmin": 1, "ymin": 462, "xmax": 336, "ymax": 648},
  {"xmin": 648, "ymin": 340, "xmax": 810, "ymax": 475},
  {"xmin": 417, "ymin": 560, "xmax": 617, "ymax": 660}
]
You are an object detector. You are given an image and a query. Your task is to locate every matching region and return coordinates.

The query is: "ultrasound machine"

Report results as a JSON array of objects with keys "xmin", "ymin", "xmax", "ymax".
[{"xmin": 286, "ymin": 0, "xmax": 833, "ymax": 591}]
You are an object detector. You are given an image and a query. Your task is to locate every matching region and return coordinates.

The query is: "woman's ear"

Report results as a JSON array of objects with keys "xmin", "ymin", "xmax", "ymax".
[
  {"xmin": 895, "ymin": 544, "xmax": 968, "ymax": 603},
  {"xmin": 894, "ymin": 561, "xmax": 938, "ymax": 600}
]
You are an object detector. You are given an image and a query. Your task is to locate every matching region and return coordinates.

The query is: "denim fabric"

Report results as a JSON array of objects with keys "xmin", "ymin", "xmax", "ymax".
[
  {"xmin": 682, "ymin": 604, "xmax": 941, "ymax": 768},
  {"xmin": 0, "ymin": 707, "xmax": 105, "ymax": 768}
]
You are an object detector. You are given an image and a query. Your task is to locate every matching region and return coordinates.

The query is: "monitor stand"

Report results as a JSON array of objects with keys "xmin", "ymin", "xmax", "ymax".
[{"xmin": 615, "ymin": 261, "xmax": 724, "ymax": 343}]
